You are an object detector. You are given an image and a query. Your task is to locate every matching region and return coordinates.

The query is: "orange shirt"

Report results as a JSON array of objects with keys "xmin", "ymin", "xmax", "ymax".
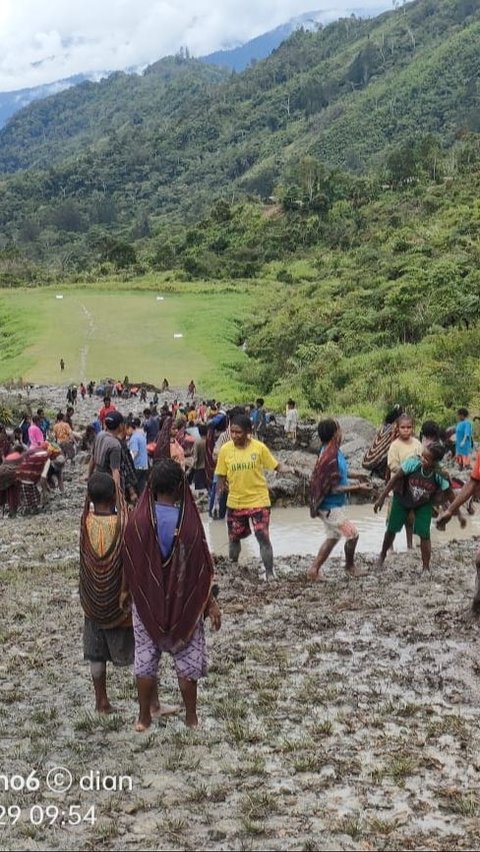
[
  {"xmin": 53, "ymin": 421, "xmax": 73, "ymax": 442},
  {"xmin": 85, "ymin": 513, "xmax": 117, "ymax": 556}
]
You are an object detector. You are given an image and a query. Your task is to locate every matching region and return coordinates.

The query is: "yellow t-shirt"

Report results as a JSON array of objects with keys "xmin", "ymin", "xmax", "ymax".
[
  {"xmin": 387, "ymin": 437, "xmax": 422, "ymax": 473},
  {"xmin": 215, "ymin": 438, "xmax": 278, "ymax": 508}
]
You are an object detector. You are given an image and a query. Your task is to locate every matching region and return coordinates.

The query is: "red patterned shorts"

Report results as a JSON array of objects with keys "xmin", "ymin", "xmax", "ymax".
[{"xmin": 227, "ymin": 507, "xmax": 271, "ymax": 543}]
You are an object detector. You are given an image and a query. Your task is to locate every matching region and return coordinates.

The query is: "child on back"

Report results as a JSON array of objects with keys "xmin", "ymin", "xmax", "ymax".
[
  {"xmin": 374, "ymin": 442, "xmax": 457, "ymax": 572},
  {"xmin": 80, "ymin": 472, "xmax": 133, "ymax": 713}
]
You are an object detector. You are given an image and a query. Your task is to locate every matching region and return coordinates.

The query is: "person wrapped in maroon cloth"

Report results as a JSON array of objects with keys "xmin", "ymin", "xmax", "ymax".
[{"xmin": 122, "ymin": 458, "xmax": 221, "ymax": 731}]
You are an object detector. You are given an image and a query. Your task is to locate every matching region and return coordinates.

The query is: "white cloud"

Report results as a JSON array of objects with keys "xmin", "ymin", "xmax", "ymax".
[{"xmin": 0, "ymin": 0, "xmax": 394, "ymax": 91}]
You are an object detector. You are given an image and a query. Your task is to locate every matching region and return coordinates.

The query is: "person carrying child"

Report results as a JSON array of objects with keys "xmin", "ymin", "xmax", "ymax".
[
  {"xmin": 122, "ymin": 459, "xmax": 221, "ymax": 731},
  {"xmin": 79, "ymin": 472, "xmax": 133, "ymax": 713},
  {"xmin": 374, "ymin": 442, "xmax": 459, "ymax": 572},
  {"xmin": 308, "ymin": 418, "xmax": 371, "ymax": 581},
  {"xmin": 386, "ymin": 413, "xmax": 423, "ymax": 549}
]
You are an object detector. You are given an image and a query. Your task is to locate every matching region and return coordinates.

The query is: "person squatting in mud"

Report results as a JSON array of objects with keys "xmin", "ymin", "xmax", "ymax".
[{"xmin": 308, "ymin": 418, "xmax": 371, "ymax": 581}]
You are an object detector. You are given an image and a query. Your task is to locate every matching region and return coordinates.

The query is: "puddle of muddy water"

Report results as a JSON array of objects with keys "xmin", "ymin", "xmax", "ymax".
[{"xmin": 202, "ymin": 503, "xmax": 480, "ymax": 558}]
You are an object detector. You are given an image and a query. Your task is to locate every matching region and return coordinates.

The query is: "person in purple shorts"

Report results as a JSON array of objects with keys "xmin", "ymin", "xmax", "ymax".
[{"xmin": 122, "ymin": 459, "xmax": 221, "ymax": 731}]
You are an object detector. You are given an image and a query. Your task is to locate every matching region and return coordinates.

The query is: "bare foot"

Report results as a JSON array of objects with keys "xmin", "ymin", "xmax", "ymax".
[
  {"xmin": 96, "ymin": 702, "xmax": 116, "ymax": 714},
  {"xmin": 345, "ymin": 565, "xmax": 368, "ymax": 578},
  {"xmin": 307, "ymin": 566, "xmax": 328, "ymax": 582},
  {"xmin": 151, "ymin": 703, "xmax": 181, "ymax": 717},
  {"xmin": 135, "ymin": 717, "xmax": 152, "ymax": 733}
]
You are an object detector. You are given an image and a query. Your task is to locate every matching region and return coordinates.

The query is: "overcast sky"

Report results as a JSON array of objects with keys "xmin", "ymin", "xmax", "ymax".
[{"xmin": 0, "ymin": 0, "xmax": 394, "ymax": 92}]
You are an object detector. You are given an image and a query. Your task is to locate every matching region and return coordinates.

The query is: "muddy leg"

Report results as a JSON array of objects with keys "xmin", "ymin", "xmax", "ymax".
[
  {"xmin": 90, "ymin": 662, "xmax": 113, "ymax": 713},
  {"xmin": 405, "ymin": 518, "xmax": 414, "ymax": 550},
  {"xmin": 344, "ymin": 536, "xmax": 367, "ymax": 577},
  {"xmin": 377, "ymin": 531, "xmax": 396, "ymax": 568},
  {"xmin": 420, "ymin": 538, "xmax": 431, "ymax": 571},
  {"xmin": 135, "ymin": 676, "xmax": 156, "ymax": 732},
  {"xmin": 177, "ymin": 677, "xmax": 198, "ymax": 728},
  {"xmin": 256, "ymin": 533, "xmax": 274, "ymax": 578},
  {"xmin": 308, "ymin": 538, "xmax": 338, "ymax": 581},
  {"xmin": 229, "ymin": 540, "xmax": 241, "ymax": 562}
]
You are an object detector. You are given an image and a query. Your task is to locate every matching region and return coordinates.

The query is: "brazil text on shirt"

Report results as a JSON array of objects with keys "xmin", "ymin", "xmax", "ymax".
[{"xmin": 230, "ymin": 460, "xmax": 257, "ymax": 472}]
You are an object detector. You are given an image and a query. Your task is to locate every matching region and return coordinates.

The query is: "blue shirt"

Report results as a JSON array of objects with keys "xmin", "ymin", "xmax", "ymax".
[
  {"xmin": 155, "ymin": 504, "xmax": 179, "ymax": 559},
  {"xmin": 319, "ymin": 449, "xmax": 349, "ymax": 510},
  {"xmin": 455, "ymin": 420, "xmax": 473, "ymax": 456},
  {"xmin": 128, "ymin": 429, "xmax": 148, "ymax": 470}
]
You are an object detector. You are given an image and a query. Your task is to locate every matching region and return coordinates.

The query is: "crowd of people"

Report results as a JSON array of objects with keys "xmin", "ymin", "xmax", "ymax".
[{"xmin": 1, "ymin": 382, "xmax": 479, "ymax": 730}]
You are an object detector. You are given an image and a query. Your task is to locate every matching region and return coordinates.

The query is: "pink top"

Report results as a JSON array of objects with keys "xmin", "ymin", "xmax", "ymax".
[{"xmin": 28, "ymin": 424, "xmax": 45, "ymax": 447}]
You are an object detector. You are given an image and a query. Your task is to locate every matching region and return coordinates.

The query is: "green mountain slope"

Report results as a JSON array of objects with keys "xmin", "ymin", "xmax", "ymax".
[
  {"xmin": 0, "ymin": 0, "xmax": 479, "ymax": 231},
  {"xmin": 1, "ymin": 0, "xmax": 480, "ymax": 419}
]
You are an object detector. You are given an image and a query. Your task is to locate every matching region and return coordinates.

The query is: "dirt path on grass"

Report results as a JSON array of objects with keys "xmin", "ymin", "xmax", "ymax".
[{"xmin": 1, "ymin": 387, "xmax": 480, "ymax": 851}]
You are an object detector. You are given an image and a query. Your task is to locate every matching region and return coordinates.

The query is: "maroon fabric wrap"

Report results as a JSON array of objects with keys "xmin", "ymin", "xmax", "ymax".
[
  {"xmin": 309, "ymin": 438, "xmax": 340, "ymax": 519},
  {"xmin": 153, "ymin": 416, "xmax": 172, "ymax": 461},
  {"xmin": 204, "ymin": 427, "xmax": 216, "ymax": 490},
  {"xmin": 122, "ymin": 478, "xmax": 214, "ymax": 651},
  {"xmin": 17, "ymin": 448, "xmax": 49, "ymax": 482},
  {"xmin": 175, "ymin": 425, "xmax": 189, "ymax": 450},
  {"xmin": 0, "ymin": 433, "xmax": 12, "ymax": 462}
]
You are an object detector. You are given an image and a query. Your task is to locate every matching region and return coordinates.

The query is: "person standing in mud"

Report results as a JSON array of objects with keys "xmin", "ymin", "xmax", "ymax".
[
  {"xmin": 386, "ymin": 413, "xmax": 423, "ymax": 550},
  {"xmin": 122, "ymin": 458, "xmax": 221, "ymax": 731},
  {"xmin": 80, "ymin": 473, "xmax": 134, "ymax": 713},
  {"xmin": 215, "ymin": 413, "xmax": 296, "ymax": 580},
  {"xmin": 436, "ymin": 454, "xmax": 480, "ymax": 609},
  {"xmin": 308, "ymin": 419, "xmax": 370, "ymax": 582}
]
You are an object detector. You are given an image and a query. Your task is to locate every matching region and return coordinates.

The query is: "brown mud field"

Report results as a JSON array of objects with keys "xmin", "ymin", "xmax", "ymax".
[{"xmin": 1, "ymin": 387, "xmax": 480, "ymax": 851}]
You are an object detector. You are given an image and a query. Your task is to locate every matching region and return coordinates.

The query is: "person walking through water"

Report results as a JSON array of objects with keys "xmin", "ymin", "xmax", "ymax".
[
  {"xmin": 60, "ymin": 358, "xmax": 65, "ymax": 372},
  {"xmin": 308, "ymin": 419, "xmax": 370, "ymax": 581},
  {"xmin": 215, "ymin": 413, "xmax": 296, "ymax": 581}
]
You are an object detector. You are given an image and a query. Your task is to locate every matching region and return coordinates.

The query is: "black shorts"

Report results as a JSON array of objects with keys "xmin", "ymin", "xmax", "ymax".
[{"xmin": 83, "ymin": 617, "xmax": 134, "ymax": 666}]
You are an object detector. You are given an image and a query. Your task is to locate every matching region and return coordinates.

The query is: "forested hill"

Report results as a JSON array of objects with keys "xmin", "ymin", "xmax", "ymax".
[
  {"xmin": 0, "ymin": 0, "xmax": 480, "ymax": 229},
  {"xmin": 1, "ymin": 0, "xmax": 480, "ymax": 421}
]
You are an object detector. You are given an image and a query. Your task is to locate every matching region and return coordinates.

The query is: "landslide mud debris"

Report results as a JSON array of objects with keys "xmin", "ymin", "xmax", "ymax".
[{"xmin": 1, "ymin": 386, "xmax": 480, "ymax": 851}]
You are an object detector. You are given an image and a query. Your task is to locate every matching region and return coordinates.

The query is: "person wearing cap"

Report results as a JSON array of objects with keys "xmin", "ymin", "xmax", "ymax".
[{"xmin": 88, "ymin": 411, "xmax": 125, "ymax": 493}]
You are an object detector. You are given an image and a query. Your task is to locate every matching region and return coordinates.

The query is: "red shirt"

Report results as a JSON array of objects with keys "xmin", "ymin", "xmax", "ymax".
[{"xmin": 98, "ymin": 404, "xmax": 116, "ymax": 426}]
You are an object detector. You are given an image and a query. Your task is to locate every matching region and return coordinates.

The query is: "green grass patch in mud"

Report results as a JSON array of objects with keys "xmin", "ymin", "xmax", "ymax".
[{"xmin": 0, "ymin": 279, "xmax": 257, "ymax": 399}]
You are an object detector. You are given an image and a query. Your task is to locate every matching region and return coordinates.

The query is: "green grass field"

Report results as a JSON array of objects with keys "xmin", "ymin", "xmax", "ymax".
[{"xmin": 0, "ymin": 282, "xmax": 255, "ymax": 398}]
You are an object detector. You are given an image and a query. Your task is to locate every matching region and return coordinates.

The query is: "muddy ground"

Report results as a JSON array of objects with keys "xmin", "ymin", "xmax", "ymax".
[{"xmin": 1, "ymin": 387, "xmax": 480, "ymax": 852}]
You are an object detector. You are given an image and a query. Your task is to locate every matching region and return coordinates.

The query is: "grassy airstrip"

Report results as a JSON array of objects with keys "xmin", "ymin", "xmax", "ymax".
[{"xmin": 0, "ymin": 280, "xmax": 256, "ymax": 398}]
